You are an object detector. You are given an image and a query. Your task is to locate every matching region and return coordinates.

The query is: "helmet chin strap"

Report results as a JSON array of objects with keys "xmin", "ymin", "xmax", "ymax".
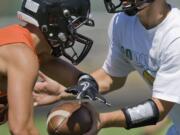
[
  {"xmin": 123, "ymin": 1, "xmax": 152, "ymax": 16},
  {"xmin": 104, "ymin": 0, "xmax": 154, "ymax": 14}
]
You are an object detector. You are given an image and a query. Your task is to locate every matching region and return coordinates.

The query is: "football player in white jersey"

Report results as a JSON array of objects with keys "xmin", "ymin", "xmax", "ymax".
[{"xmin": 33, "ymin": 0, "xmax": 180, "ymax": 135}]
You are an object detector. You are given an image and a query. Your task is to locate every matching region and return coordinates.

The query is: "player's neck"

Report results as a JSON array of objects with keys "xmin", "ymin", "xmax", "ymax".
[
  {"xmin": 24, "ymin": 24, "xmax": 45, "ymax": 45},
  {"xmin": 137, "ymin": 2, "xmax": 171, "ymax": 29},
  {"xmin": 24, "ymin": 24, "xmax": 51, "ymax": 55}
]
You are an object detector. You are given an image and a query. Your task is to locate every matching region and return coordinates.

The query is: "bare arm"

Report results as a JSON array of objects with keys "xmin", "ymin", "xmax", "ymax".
[
  {"xmin": 39, "ymin": 51, "xmax": 127, "ymax": 92},
  {"xmin": 34, "ymin": 56, "xmax": 127, "ymax": 105},
  {"xmin": 6, "ymin": 44, "xmax": 39, "ymax": 135},
  {"xmin": 40, "ymin": 55, "xmax": 82, "ymax": 87},
  {"xmin": 91, "ymin": 68, "xmax": 127, "ymax": 94},
  {"xmin": 33, "ymin": 67, "xmax": 127, "ymax": 106}
]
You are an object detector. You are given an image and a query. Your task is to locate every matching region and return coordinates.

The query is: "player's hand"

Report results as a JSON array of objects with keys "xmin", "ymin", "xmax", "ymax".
[
  {"xmin": 34, "ymin": 71, "xmax": 63, "ymax": 95},
  {"xmin": 33, "ymin": 71, "xmax": 67, "ymax": 106},
  {"xmin": 66, "ymin": 74, "xmax": 100, "ymax": 100},
  {"xmin": 65, "ymin": 74, "xmax": 111, "ymax": 106},
  {"xmin": 33, "ymin": 91, "xmax": 62, "ymax": 106},
  {"xmin": 82, "ymin": 102, "xmax": 101, "ymax": 135}
]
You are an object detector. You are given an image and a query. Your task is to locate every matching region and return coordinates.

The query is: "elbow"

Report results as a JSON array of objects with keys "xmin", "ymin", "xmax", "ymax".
[{"xmin": 153, "ymin": 98, "xmax": 174, "ymax": 121}]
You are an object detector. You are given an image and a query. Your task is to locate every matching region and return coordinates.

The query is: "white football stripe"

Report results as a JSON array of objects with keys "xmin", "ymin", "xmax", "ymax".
[{"xmin": 47, "ymin": 110, "xmax": 70, "ymax": 125}]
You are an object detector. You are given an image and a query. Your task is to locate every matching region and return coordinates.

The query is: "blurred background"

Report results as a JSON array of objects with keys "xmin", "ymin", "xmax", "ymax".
[{"xmin": 0, "ymin": 0, "xmax": 180, "ymax": 135}]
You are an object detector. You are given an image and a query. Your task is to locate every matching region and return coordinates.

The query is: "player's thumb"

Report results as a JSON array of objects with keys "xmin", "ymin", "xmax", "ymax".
[{"xmin": 34, "ymin": 81, "xmax": 47, "ymax": 93}]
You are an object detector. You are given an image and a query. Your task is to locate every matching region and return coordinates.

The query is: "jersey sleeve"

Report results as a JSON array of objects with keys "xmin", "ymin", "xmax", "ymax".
[
  {"xmin": 102, "ymin": 14, "xmax": 135, "ymax": 77},
  {"xmin": 153, "ymin": 38, "xmax": 180, "ymax": 104}
]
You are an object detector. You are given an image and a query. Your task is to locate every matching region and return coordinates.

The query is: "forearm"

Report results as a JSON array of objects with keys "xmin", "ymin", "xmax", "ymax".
[
  {"xmin": 40, "ymin": 57, "xmax": 82, "ymax": 87},
  {"xmin": 91, "ymin": 69, "xmax": 113, "ymax": 94},
  {"xmin": 100, "ymin": 110, "xmax": 126, "ymax": 128},
  {"xmin": 91, "ymin": 68, "xmax": 127, "ymax": 94}
]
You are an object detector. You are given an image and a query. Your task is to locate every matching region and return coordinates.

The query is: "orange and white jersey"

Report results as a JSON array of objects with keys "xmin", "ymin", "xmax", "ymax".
[{"xmin": 0, "ymin": 24, "xmax": 36, "ymax": 125}]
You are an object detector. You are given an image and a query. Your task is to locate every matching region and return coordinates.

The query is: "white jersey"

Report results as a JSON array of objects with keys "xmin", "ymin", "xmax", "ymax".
[{"xmin": 103, "ymin": 7, "xmax": 180, "ymax": 134}]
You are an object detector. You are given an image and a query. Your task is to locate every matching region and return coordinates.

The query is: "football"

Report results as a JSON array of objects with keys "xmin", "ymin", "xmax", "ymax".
[{"xmin": 47, "ymin": 101, "xmax": 92, "ymax": 135}]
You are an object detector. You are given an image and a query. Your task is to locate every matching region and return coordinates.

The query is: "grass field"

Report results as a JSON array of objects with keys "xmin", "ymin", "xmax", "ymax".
[{"xmin": 0, "ymin": 117, "xmax": 170, "ymax": 135}]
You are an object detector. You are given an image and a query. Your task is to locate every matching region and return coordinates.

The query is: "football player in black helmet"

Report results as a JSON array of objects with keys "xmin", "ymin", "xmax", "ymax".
[
  {"xmin": 18, "ymin": 0, "xmax": 95, "ymax": 64},
  {"xmin": 0, "ymin": 0, "xmax": 105, "ymax": 135}
]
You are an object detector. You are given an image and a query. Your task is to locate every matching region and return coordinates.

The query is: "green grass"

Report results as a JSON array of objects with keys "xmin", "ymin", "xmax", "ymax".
[{"xmin": 0, "ymin": 117, "xmax": 170, "ymax": 135}]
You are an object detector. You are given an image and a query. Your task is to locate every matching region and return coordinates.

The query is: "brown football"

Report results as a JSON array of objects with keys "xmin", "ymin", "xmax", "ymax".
[{"xmin": 47, "ymin": 101, "xmax": 92, "ymax": 135}]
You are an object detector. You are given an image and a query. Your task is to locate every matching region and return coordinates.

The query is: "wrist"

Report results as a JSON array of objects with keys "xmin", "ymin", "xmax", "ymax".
[{"xmin": 78, "ymin": 73, "xmax": 99, "ymax": 89}]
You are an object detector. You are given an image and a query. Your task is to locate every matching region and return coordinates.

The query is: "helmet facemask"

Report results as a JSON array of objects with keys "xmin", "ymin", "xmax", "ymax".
[
  {"xmin": 104, "ymin": 0, "xmax": 154, "ymax": 16},
  {"xmin": 43, "ymin": 5, "xmax": 95, "ymax": 65},
  {"xmin": 18, "ymin": 0, "xmax": 95, "ymax": 65}
]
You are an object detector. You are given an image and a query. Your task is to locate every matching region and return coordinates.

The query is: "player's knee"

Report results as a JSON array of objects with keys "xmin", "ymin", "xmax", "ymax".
[
  {"xmin": 10, "ymin": 127, "xmax": 29, "ymax": 135},
  {"xmin": 9, "ymin": 120, "xmax": 30, "ymax": 135},
  {"xmin": 9, "ymin": 119, "xmax": 26, "ymax": 134},
  {"xmin": 9, "ymin": 122, "xmax": 39, "ymax": 135},
  {"xmin": 10, "ymin": 126, "xmax": 39, "ymax": 135}
]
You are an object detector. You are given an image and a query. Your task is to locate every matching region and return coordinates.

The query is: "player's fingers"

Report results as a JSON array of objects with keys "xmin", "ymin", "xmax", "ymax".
[
  {"xmin": 32, "ymin": 92, "xmax": 44, "ymax": 106},
  {"xmin": 32, "ymin": 91, "xmax": 38, "ymax": 98},
  {"xmin": 33, "ymin": 102, "xmax": 38, "ymax": 107},
  {"xmin": 32, "ymin": 92, "xmax": 40, "ymax": 101},
  {"xmin": 32, "ymin": 94, "xmax": 39, "ymax": 107},
  {"xmin": 34, "ymin": 82, "xmax": 47, "ymax": 93},
  {"xmin": 38, "ymin": 71, "xmax": 49, "ymax": 81}
]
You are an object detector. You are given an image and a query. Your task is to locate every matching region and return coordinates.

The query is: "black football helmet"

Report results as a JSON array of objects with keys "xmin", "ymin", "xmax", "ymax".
[
  {"xmin": 17, "ymin": 0, "xmax": 95, "ymax": 64},
  {"xmin": 104, "ymin": 0, "xmax": 154, "ymax": 16}
]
